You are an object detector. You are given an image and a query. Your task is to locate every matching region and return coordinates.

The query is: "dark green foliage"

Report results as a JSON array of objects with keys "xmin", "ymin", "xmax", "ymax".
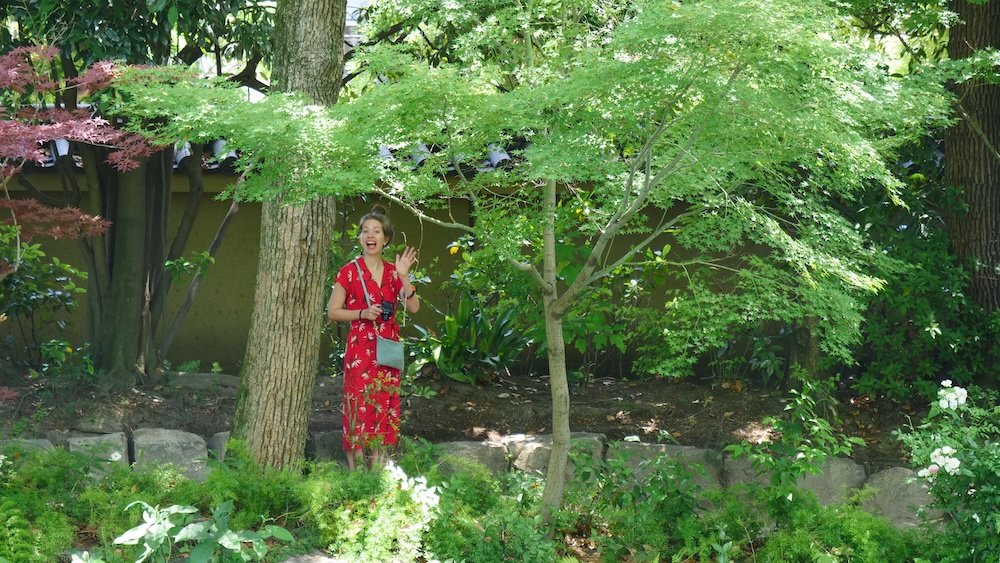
[
  {"xmin": 0, "ymin": 497, "xmax": 74, "ymax": 562},
  {"xmin": 672, "ymin": 486, "xmax": 767, "ymax": 560},
  {"xmin": 0, "ymin": 500, "xmax": 38, "ymax": 562},
  {"xmin": 853, "ymin": 146, "xmax": 998, "ymax": 399},
  {"xmin": 0, "ymin": 228, "xmax": 86, "ymax": 369},
  {"xmin": 77, "ymin": 464, "xmax": 201, "ymax": 545},
  {"xmin": 199, "ymin": 441, "xmax": 302, "ymax": 531},
  {"xmin": 426, "ymin": 497, "xmax": 556, "ymax": 562},
  {"xmin": 298, "ymin": 465, "xmax": 430, "ymax": 561},
  {"xmin": 411, "ymin": 290, "xmax": 529, "ymax": 384},
  {"xmin": 558, "ymin": 443, "xmax": 704, "ymax": 562},
  {"xmin": 1, "ymin": 446, "xmax": 100, "ymax": 522},
  {"xmin": 756, "ymin": 500, "xmax": 927, "ymax": 562}
]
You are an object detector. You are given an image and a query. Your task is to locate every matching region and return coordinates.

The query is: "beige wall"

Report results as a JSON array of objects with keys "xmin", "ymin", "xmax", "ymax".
[{"xmin": 8, "ymin": 171, "xmax": 470, "ymax": 372}]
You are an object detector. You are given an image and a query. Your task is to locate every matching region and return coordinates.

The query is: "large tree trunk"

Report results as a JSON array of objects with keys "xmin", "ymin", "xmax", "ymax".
[
  {"xmin": 945, "ymin": 0, "xmax": 1000, "ymax": 313},
  {"xmin": 94, "ymin": 164, "xmax": 148, "ymax": 390},
  {"xmin": 541, "ymin": 179, "xmax": 571, "ymax": 519},
  {"xmin": 232, "ymin": 0, "xmax": 346, "ymax": 468}
]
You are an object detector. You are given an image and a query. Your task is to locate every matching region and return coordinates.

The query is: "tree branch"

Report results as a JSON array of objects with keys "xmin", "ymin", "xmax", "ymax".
[{"xmin": 373, "ymin": 187, "xmax": 475, "ymax": 233}]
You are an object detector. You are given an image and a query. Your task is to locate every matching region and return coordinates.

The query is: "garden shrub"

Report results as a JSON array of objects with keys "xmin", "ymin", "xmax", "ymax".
[
  {"xmin": 672, "ymin": 486, "xmax": 768, "ymax": 560},
  {"xmin": 77, "ymin": 464, "xmax": 199, "ymax": 545},
  {"xmin": 0, "ymin": 486, "xmax": 74, "ymax": 562},
  {"xmin": 298, "ymin": 462, "xmax": 440, "ymax": 561},
  {"xmin": 0, "ymin": 445, "xmax": 101, "ymax": 523},
  {"xmin": 851, "ymin": 141, "xmax": 998, "ymax": 401},
  {"xmin": 897, "ymin": 381, "xmax": 1000, "ymax": 562},
  {"xmin": 755, "ymin": 499, "xmax": 926, "ymax": 562},
  {"xmin": 558, "ymin": 441, "xmax": 704, "ymax": 562},
  {"xmin": 199, "ymin": 441, "xmax": 303, "ymax": 531},
  {"xmin": 420, "ymin": 458, "xmax": 556, "ymax": 562},
  {"xmin": 426, "ymin": 496, "xmax": 556, "ymax": 562}
]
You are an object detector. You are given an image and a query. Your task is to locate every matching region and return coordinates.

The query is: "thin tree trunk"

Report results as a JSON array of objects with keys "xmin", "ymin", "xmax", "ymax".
[
  {"xmin": 159, "ymin": 200, "xmax": 240, "ymax": 359},
  {"xmin": 143, "ymin": 149, "xmax": 172, "ymax": 375},
  {"xmin": 945, "ymin": 0, "xmax": 1000, "ymax": 313},
  {"xmin": 541, "ymin": 179, "xmax": 571, "ymax": 519},
  {"xmin": 232, "ymin": 0, "xmax": 346, "ymax": 468}
]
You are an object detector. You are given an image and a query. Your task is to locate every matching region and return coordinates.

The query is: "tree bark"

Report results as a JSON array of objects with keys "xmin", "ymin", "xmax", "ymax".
[
  {"xmin": 540, "ymin": 179, "xmax": 571, "ymax": 519},
  {"xmin": 232, "ymin": 0, "xmax": 346, "ymax": 468},
  {"xmin": 94, "ymin": 164, "xmax": 148, "ymax": 390},
  {"xmin": 945, "ymin": 0, "xmax": 1000, "ymax": 313}
]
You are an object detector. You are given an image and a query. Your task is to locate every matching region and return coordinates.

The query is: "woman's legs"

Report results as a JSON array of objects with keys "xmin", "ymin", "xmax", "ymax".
[{"xmin": 345, "ymin": 447, "xmax": 364, "ymax": 471}]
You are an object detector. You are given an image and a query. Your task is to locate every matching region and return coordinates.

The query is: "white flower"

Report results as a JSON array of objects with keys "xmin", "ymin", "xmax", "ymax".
[
  {"xmin": 937, "ymin": 385, "xmax": 968, "ymax": 410},
  {"xmin": 930, "ymin": 446, "xmax": 961, "ymax": 475},
  {"xmin": 109, "ymin": 451, "xmax": 123, "ymax": 462},
  {"xmin": 917, "ymin": 464, "xmax": 940, "ymax": 478},
  {"xmin": 972, "ymin": 513, "xmax": 981, "ymax": 523},
  {"xmin": 941, "ymin": 379, "xmax": 953, "ymax": 388}
]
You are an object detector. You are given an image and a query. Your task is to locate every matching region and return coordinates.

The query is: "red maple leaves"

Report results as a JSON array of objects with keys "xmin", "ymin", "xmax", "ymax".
[{"xmin": 0, "ymin": 46, "xmax": 153, "ymax": 175}]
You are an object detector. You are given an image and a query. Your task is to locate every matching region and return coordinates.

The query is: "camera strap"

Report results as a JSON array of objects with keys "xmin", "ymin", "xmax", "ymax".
[{"xmin": 353, "ymin": 258, "xmax": 401, "ymax": 325}]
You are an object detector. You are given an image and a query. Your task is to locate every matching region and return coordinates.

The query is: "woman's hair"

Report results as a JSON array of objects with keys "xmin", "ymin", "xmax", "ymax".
[{"xmin": 357, "ymin": 204, "xmax": 394, "ymax": 244}]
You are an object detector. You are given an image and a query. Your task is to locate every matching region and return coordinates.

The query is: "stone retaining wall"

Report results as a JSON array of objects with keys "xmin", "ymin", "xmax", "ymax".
[{"xmin": 1, "ymin": 429, "xmax": 941, "ymax": 530}]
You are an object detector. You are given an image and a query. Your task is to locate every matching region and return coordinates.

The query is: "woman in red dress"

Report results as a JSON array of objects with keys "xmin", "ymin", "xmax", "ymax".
[{"xmin": 327, "ymin": 206, "xmax": 419, "ymax": 470}]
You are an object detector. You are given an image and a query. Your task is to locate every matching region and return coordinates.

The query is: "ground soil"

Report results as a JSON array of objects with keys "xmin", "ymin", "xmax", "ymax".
[{"xmin": 2, "ymin": 370, "xmax": 921, "ymax": 471}]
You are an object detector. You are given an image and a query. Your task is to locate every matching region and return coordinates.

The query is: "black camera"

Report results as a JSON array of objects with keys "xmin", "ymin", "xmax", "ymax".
[{"xmin": 380, "ymin": 300, "xmax": 395, "ymax": 321}]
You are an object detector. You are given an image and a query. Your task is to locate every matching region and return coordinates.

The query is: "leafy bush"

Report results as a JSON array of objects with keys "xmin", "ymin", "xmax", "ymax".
[
  {"xmin": 755, "ymin": 498, "xmax": 926, "ymax": 562},
  {"xmin": 298, "ymin": 462, "xmax": 440, "ymax": 561},
  {"xmin": 425, "ymin": 465, "xmax": 557, "ymax": 562},
  {"xmin": 558, "ymin": 442, "xmax": 704, "ymax": 562},
  {"xmin": 199, "ymin": 441, "xmax": 302, "ymax": 531},
  {"xmin": 0, "ymin": 445, "xmax": 101, "ymax": 522},
  {"xmin": 852, "ymin": 141, "xmax": 999, "ymax": 400},
  {"xmin": 411, "ymin": 291, "xmax": 529, "ymax": 384},
  {"xmin": 725, "ymin": 371, "xmax": 863, "ymax": 521},
  {"xmin": 77, "ymin": 464, "xmax": 200, "ymax": 545},
  {"xmin": 897, "ymin": 381, "xmax": 1000, "ymax": 562},
  {"xmin": 0, "ymin": 498, "xmax": 74, "ymax": 563},
  {"xmin": 0, "ymin": 226, "xmax": 86, "ymax": 366}
]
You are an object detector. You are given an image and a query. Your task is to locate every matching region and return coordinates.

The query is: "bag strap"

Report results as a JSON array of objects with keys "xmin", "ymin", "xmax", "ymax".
[
  {"xmin": 354, "ymin": 258, "xmax": 404, "ymax": 327},
  {"xmin": 353, "ymin": 259, "xmax": 373, "ymax": 308}
]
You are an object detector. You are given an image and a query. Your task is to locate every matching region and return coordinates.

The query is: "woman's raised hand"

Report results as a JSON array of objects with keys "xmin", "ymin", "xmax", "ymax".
[{"xmin": 395, "ymin": 246, "xmax": 418, "ymax": 280}]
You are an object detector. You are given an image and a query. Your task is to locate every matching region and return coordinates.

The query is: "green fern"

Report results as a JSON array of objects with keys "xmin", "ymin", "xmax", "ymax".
[{"xmin": 0, "ymin": 500, "xmax": 38, "ymax": 562}]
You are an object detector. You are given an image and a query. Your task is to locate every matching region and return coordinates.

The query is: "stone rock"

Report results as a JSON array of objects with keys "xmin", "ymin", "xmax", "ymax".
[
  {"xmin": 798, "ymin": 457, "xmax": 867, "ymax": 506},
  {"xmin": 0, "ymin": 438, "xmax": 54, "ymax": 453},
  {"xmin": 132, "ymin": 428, "xmax": 208, "ymax": 481},
  {"xmin": 207, "ymin": 432, "xmax": 231, "ymax": 461},
  {"xmin": 72, "ymin": 404, "xmax": 126, "ymax": 433},
  {"xmin": 722, "ymin": 454, "xmax": 771, "ymax": 487},
  {"xmin": 608, "ymin": 442, "xmax": 723, "ymax": 490},
  {"xmin": 67, "ymin": 432, "xmax": 129, "ymax": 470},
  {"xmin": 862, "ymin": 467, "xmax": 946, "ymax": 529},
  {"xmin": 436, "ymin": 441, "xmax": 509, "ymax": 475},
  {"xmin": 306, "ymin": 431, "xmax": 348, "ymax": 466},
  {"xmin": 504, "ymin": 432, "xmax": 606, "ymax": 477}
]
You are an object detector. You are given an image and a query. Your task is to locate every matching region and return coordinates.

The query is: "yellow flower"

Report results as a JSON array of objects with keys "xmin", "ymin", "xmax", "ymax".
[{"xmin": 449, "ymin": 246, "xmax": 459, "ymax": 255}]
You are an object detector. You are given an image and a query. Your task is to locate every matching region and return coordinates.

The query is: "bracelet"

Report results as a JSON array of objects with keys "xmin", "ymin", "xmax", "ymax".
[
  {"xmin": 358, "ymin": 309, "xmax": 362, "ymax": 320},
  {"xmin": 405, "ymin": 286, "xmax": 416, "ymax": 299}
]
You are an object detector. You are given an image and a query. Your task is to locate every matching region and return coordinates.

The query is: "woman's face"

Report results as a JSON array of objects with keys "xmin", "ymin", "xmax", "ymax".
[{"xmin": 359, "ymin": 218, "xmax": 388, "ymax": 256}]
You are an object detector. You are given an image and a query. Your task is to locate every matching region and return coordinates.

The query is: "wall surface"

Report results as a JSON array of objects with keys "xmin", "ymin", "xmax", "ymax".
[{"xmin": 7, "ymin": 171, "xmax": 471, "ymax": 373}]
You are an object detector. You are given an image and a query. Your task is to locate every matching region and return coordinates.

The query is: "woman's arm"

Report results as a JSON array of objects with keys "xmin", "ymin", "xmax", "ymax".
[
  {"xmin": 327, "ymin": 283, "xmax": 351, "ymax": 322},
  {"xmin": 394, "ymin": 246, "xmax": 421, "ymax": 315},
  {"xmin": 402, "ymin": 282, "xmax": 420, "ymax": 314}
]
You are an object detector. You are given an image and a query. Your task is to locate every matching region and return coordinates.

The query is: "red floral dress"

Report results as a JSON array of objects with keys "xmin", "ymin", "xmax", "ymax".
[{"xmin": 337, "ymin": 257, "xmax": 403, "ymax": 451}]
